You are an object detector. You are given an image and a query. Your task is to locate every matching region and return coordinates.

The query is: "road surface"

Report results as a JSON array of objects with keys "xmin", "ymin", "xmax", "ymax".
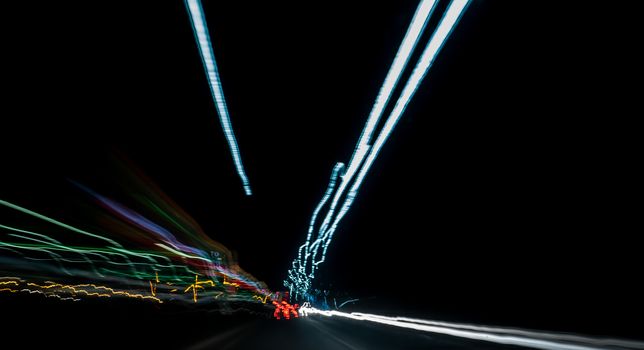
[{"xmin": 186, "ymin": 316, "xmax": 524, "ymax": 350}]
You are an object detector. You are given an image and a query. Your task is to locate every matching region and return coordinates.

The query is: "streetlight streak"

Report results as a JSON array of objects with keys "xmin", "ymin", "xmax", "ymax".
[
  {"xmin": 185, "ymin": 0, "xmax": 252, "ymax": 196},
  {"xmin": 286, "ymin": 0, "xmax": 473, "ymax": 299}
]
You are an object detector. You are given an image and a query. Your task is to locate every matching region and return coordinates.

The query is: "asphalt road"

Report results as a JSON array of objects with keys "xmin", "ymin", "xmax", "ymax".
[
  {"xmin": 3, "ymin": 297, "xmax": 642, "ymax": 350},
  {"xmin": 185, "ymin": 316, "xmax": 524, "ymax": 350}
]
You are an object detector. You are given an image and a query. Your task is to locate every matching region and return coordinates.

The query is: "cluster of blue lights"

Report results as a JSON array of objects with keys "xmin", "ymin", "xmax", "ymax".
[{"xmin": 285, "ymin": 0, "xmax": 472, "ymax": 300}]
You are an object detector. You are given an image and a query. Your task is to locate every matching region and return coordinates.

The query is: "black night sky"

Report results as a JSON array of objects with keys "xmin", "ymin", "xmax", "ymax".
[{"xmin": 1, "ymin": 1, "xmax": 640, "ymax": 348}]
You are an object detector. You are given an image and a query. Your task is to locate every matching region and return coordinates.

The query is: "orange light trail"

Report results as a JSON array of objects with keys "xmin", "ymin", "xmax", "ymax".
[
  {"xmin": 223, "ymin": 277, "xmax": 240, "ymax": 288},
  {"xmin": 183, "ymin": 274, "xmax": 216, "ymax": 302}
]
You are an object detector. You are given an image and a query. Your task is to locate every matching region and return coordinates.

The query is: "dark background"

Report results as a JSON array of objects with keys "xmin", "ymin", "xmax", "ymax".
[{"xmin": 1, "ymin": 0, "xmax": 640, "ymax": 342}]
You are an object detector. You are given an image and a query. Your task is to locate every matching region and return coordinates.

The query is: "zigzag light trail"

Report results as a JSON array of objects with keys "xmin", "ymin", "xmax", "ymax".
[
  {"xmin": 299, "ymin": 305, "xmax": 644, "ymax": 350},
  {"xmin": 184, "ymin": 0, "xmax": 252, "ymax": 196},
  {"xmin": 286, "ymin": 0, "xmax": 472, "ymax": 299}
]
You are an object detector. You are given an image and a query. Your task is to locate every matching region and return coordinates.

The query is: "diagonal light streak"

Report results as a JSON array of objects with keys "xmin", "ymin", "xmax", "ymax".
[
  {"xmin": 286, "ymin": 0, "xmax": 472, "ymax": 299},
  {"xmin": 0, "ymin": 199, "xmax": 123, "ymax": 247},
  {"xmin": 315, "ymin": 0, "xmax": 473, "ymax": 265},
  {"xmin": 296, "ymin": 0, "xmax": 439, "ymax": 287},
  {"xmin": 185, "ymin": 0, "xmax": 252, "ymax": 196},
  {"xmin": 340, "ymin": 0, "xmax": 439, "ymax": 194}
]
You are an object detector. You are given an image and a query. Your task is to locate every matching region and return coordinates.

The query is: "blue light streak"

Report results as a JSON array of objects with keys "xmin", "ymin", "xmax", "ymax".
[
  {"xmin": 286, "ymin": 0, "xmax": 472, "ymax": 299},
  {"xmin": 185, "ymin": 0, "xmax": 252, "ymax": 196}
]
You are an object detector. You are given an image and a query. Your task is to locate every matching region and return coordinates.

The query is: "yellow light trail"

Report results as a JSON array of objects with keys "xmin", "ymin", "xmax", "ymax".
[
  {"xmin": 21, "ymin": 281, "xmax": 163, "ymax": 303},
  {"xmin": 184, "ymin": 275, "xmax": 203, "ymax": 302},
  {"xmin": 0, "ymin": 281, "xmax": 19, "ymax": 286},
  {"xmin": 223, "ymin": 278, "xmax": 239, "ymax": 288},
  {"xmin": 183, "ymin": 275, "xmax": 217, "ymax": 302},
  {"xmin": 0, "ymin": 273, "xmax": 256, "ymax": 305},
  {"xmin": 154, "ymin": 243, "xmax": 211, "ymax": 262},
  {"xmin": 252, "ymin": 294, "xmax": 269, "ymax": 304}
]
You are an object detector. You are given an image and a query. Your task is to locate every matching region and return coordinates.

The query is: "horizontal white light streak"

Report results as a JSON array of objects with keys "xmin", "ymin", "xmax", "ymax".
[{"xmin": 299, "ymin": 306, "xmax": 643, "ymax": 350}]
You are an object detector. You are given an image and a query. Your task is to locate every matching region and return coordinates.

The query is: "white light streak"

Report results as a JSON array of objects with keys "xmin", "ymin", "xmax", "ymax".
[
  {"xmin": 299, "ymin": 305, "xmax": 644, "ymax": 350},
  {"xmin": 286, "ymin": 0, "xmax": 472, "ymax": 298},
  {"xmin": 185, "ymin": 0, "xmax": 252, "ymax": 196}
]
